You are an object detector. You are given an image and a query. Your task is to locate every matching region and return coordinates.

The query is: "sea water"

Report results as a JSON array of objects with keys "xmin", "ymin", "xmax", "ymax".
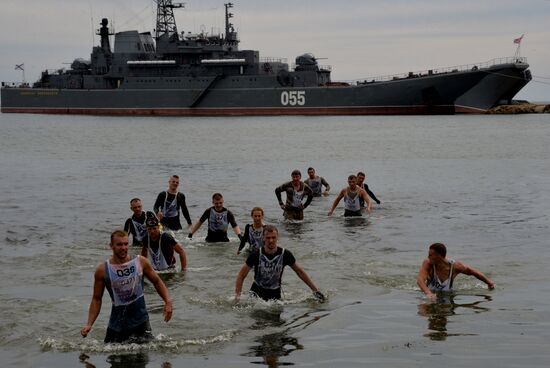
[{"xmin": 0, "ymin": 113, "xmax": 549, "ymax": 367}]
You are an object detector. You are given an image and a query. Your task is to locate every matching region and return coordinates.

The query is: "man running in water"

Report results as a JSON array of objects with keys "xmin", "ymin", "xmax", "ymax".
[
  {"xmin": 188, "ymin": 193, "xmax": 242, "ymax": 243},
  {"xmin": 235, "ymin": 225, "xmax": 325, "ymax": 302},
  {"xmin": 153, "ymin": 175, "xmax": 192, "ymax": 231},
  {"xmin": 81, "ymin": 230, "xmax": 173, "ymax": 343},
  {"xmin": 328, "ymin": 175, "xmax": 372, "ymax": 216},
  {"xmin": 141, "ymin": 215, "xmax": 187, "ymax": 271},
  {"xmin": 123, "ymin": 198, "xmax": 147, "ymax": 247},
  {"xmin": 238, "ymin": 207, "xmax": 266, "ymax": 255},
  {"xmin": 304, "ymin": 167, "xmax": 330, "ymax": 197},
  {"xmin": 275, "ymin": 170, "xmax": 314, "ymax": 220},
  {"xmin": 356, "ymin": 171, "xmax": 381, "ymax": 206},
  {"xmin": 417, "ymin": 242, "xmax": 495, "ymax": 300}
]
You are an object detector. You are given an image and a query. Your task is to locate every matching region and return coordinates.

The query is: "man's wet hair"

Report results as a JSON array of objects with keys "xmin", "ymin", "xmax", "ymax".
[
  {"xmin": 130, "ymin": 198, "xmax": 141, "ymax": 205},
  {"xmin": 110, "ymin": 230, "xmax": 128, "ymax": 244},
  {"xmin": 263, "ymin": 225, "xmax": 278, "ymax": 234},
  {"xmin": 171, "ymin": 175, "xmax": 179, "ymax": 179},
  {"xmin": 357, "ymin": 171, "xmax": 366, "ymax": 177},
  {"xmin": 251, "ymin": 207, "xmax": 264, "ymax": 216},
  {"xmin": 307, "ymin": 167, "xmax": 315, "ymax": 172},
  {"xmin": 212, "ymin": 192, "xmax": 223, "ymax": 200},
  {"xmin": 291, "ymin": 169, "xmax": 301, "ymax": 176},
  {"xmin": 348, "ymin": 174, "xmax": 357, "ymax": 181},
  {"xmin": 429, "ymin": 242, "xmax": 447, "ymax": 257}
]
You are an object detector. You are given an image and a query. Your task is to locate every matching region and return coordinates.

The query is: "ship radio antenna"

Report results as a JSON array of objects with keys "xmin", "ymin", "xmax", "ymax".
[
  {"xmin": 155, "ymin": 0, "xmax": 185, "ymax": 40},
  {"xmin": 224, "ymin": 2, "xmax": 239, "ymax": 45}
]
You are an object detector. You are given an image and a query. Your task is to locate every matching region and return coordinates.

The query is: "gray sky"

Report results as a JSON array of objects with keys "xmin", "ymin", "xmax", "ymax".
[{"xmin": 2, "ymin": 0, "xmax": 549, "ymax": 101}]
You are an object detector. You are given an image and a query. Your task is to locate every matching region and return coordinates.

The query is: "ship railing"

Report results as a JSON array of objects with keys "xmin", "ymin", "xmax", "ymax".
[
  {"xmin": 1, "ymin": 81, "xmax": 32, "ymax": 88},
  {"xmin": 260, "ymin": 57, "xmax": 288, "ymax": 64},
  {"xmin": 343, "ymin": 56, "xmax": 528, "ymax": 85},
  {"xmin": 289, "ymin": 64, "xmax": 332, "ymax": 71}
]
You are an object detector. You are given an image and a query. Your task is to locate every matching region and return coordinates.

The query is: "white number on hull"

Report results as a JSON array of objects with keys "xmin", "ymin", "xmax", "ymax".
[{"xmin": 281, "ymin": 91, "xmax": 306, "ymax": 106}]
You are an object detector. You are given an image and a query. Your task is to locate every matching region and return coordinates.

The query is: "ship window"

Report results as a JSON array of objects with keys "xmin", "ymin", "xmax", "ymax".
[{"xmin": 137, "ymin": 43, "xmax": 141, "ymax": 51}]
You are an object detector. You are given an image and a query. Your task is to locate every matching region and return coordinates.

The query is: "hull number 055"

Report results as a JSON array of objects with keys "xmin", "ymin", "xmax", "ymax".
[{"xmin": 281, "ymin": 91, "xmax": 306, "ymax": 106}]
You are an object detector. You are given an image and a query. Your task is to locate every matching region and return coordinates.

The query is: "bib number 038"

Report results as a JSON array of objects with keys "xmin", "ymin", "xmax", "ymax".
[{"xmin": 281, "ymin": 91, "xmax": 306, "ymax": 106}]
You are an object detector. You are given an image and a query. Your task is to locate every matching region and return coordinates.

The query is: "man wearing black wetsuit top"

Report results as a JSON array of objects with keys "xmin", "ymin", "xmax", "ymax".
[
  {"xmin": 235, "ymin": 225, "xmax": 325, "ymax": 302},
  {"xmin": 124, "ymin": 198, "xmax": 147, "ymax": 247},
  {"xmin": 153, "ymin": 175, "xmax": 192, "ymax": 231},
  {"xmin": 356, "ymin": 171, "xmax": 381, "ymax": 206},
  {"xmin": 188, "ymin": 193, "xmax": 242, "ymax": 243}
]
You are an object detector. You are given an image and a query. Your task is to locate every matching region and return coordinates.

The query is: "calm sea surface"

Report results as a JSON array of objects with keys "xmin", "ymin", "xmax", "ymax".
[{"xmin": 0, "ymin": 113, "xmax": 549, "ymax": 367}]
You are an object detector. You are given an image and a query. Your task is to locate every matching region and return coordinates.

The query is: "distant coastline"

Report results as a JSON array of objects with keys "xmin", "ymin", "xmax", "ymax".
[{"xmin": 487, "ymin": 101, "xmax": 549, "ymax": 114}]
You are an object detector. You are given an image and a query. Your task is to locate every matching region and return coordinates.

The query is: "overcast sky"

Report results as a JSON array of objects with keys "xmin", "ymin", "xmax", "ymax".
[{"xmin": 1, "ymin": 0, "xmax": 549, "ymax": 101}]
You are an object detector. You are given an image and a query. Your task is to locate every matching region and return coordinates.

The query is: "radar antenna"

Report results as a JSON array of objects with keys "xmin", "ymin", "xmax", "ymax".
[
  {"xmin": 155, "ymin": 0, "xmax": 185, "ymax": 40},
  {"xmin": 224, "ymin": 3, "xmax": 239, "ymax": 44}
]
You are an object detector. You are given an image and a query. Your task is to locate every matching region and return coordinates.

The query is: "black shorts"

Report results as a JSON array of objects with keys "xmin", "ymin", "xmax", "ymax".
[
  {"xmin": 250, "ymin": 282, "xmax": 282, "ymax": 301},
  {"xmin": 104, "ymin": 320, "xmax": 153, "ymax": 344},
  {"xmin": 284, "ymin": 207, "xmax": 304, "ymax": 221},
  {"xmin": 344, "ymin": 209, "xmax": 362, "ymax": 217},
  {"xmin": 205, "ymin": 231, "xmax": 230, "ymax": 243}
]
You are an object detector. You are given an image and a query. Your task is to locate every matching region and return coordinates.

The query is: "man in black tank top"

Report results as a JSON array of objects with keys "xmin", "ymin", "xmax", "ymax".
[
  {"xmin": 188, "ymin": 193, "xmax": 242, "ymax": 242},
  {"xmin": 123, "ymin": 198, "xmax": 147, "ymax": 247},
  {"xmin": 234, "ymin": 225, "xmax": 325, "ymax": 302}
]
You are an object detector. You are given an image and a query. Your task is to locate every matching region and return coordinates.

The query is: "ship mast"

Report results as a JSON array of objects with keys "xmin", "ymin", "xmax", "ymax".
[
  {"xmin": 155, "ymin": 0, "xmax": 185, "ymax": 40},
  {"xmin": 224, "ymin": 3, "xmax": 239, "ymax": 46}
]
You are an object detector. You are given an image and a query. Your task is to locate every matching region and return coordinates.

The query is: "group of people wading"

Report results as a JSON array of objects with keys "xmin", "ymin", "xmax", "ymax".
[{"xmin": 81, "ymin": 170, "xmax": 494, "ymax": 344}]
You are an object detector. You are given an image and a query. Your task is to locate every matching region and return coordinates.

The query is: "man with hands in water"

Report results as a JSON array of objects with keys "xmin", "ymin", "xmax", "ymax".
[
  {"xmin": 81, "ymin": 230, "xmax": 173, "ymax": 343},
  {"xmin": 417, "ymin": 242, "xmax": 495, "ymax": 301},
  {"xmin": 275, "ymin": 169, "xmax": 314, "ymax": 221},
  {"xmin": 235, "ymin": 225, "xmax": 325, "ymax": 303}
]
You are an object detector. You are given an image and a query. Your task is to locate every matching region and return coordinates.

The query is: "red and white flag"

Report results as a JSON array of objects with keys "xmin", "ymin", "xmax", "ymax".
[{"xmin": 513, "ymin": 34, "xmax": 524, "ymax": 44}]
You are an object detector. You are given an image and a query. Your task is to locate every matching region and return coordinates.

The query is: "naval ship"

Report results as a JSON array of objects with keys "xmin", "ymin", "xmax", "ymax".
[{"xmin": 0, "ymin": 1, "xmax": 532, "ymax": 116}]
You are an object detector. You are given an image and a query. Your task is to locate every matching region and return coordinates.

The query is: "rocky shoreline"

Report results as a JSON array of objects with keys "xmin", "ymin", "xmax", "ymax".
[{"xmin": 487, "ymin": 103, "xmax": 550, "ymax": 114}]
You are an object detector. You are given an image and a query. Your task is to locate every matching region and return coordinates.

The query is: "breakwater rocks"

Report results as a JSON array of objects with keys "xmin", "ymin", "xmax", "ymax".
[{"xmin": 487, "ymin": 103, "xmax": 550, "ymax": 114}]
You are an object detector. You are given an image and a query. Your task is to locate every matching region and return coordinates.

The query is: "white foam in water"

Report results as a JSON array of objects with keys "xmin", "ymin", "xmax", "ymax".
[{"xmin": 38, "ymin": 330, "xmax": 238, "ymax": 353}]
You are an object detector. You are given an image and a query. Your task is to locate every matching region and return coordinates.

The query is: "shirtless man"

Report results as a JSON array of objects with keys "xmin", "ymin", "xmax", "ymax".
[
  {"xmin": 153, "ymin": 175, "xmax": 192, "ymax": 231},
  {"xmin": 328, "ymin": 175, "xmax": 372, "ymax": 216},
  {"xmin": 81, "ymin": 230, "xmax": 172, "ymax": 343},
  {"xmin": 304, "ymin": 167, "xmax": 330, "ymax": 197},
  {"xmin": 275, "ymin": 170, "xmax": 313, "ymax": 220},
  {"xmin": 417, "ymin": 242, "xmax": 495, "ymax": 300},
  {"xmin": 235, "ymin": 225, "xmax": 325, "ymax": 302}
]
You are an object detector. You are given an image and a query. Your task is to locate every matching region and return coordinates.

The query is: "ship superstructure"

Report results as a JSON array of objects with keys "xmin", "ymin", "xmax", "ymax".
[{"xmin": 1, "ymin": 1, "xmax": 532, "ymax": 115}]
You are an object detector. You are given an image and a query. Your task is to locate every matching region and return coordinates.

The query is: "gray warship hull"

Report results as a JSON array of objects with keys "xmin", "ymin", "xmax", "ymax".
[
  {"xmin": 0, "ymin": 2, "xmax": 532, "ymax": 116},
  {"xmin": 1, "ymin": 62, "xmax": 531, "ymax": 116}
]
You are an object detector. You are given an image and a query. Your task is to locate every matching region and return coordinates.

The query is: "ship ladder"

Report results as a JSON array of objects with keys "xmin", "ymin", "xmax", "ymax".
[{"xmin": 190, "ymin": 74, "xmax": 225, "ymax": 108}]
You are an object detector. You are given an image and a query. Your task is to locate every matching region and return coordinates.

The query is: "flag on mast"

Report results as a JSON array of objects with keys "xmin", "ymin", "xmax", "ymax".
[
  {"xmin": 513, "ymin": 34, "xmax": 524, "ymax": 44},
  {"xmin": 15, "ymin": 63, "xmax": 25, "ymax": 71}
]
